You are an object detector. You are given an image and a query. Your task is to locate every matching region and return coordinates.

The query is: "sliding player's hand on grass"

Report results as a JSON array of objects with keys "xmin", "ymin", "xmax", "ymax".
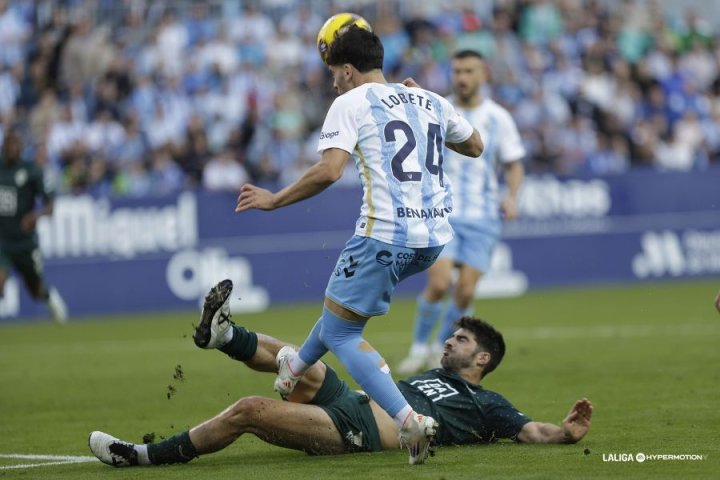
[{"xmin": 562, "ymin": 398, "xmax": 593, "ymax": 443}]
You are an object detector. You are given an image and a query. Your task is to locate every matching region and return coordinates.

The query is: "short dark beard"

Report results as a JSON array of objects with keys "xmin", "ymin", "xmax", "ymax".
[{"xmin": 440, "ymin": 353, "xmax": 474, "ymax": 373}]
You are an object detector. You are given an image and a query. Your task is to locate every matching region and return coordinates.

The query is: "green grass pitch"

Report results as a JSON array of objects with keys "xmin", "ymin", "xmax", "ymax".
[{"xmin": 1, "ymin": 280, "xmax": 718, "ymax": 479}]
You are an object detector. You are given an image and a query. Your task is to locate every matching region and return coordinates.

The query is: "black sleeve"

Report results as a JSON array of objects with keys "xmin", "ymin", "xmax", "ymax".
[{"xmin": 485, "ymin": 394, "xmax": 532, "ymax": 441}]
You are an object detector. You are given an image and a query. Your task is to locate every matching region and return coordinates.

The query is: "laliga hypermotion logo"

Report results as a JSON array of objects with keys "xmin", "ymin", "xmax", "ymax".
[{"xmin": 602, "ymin": 452, "xmax": 706, "ymax": 463}]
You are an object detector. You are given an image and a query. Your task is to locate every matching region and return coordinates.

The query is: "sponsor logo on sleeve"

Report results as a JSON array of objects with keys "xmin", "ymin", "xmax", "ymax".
[{"xmin": 320, "ymin": 130, "xmax": 340, "ymax": 140}]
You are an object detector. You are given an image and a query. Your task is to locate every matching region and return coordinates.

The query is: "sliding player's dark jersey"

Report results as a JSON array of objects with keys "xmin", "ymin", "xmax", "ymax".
[{"xmin": 398, "ymin": 369, "xmax": 531, "ymax": 446}]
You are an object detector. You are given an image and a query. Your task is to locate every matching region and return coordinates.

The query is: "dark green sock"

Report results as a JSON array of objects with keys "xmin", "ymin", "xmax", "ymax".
[
  {"xmin": 219, "ymin": 326, "xmax": 258, "ymax": 361},
  {"xmin": 147, "ymin": 431, "xmax": 198, "ymax": 465}
]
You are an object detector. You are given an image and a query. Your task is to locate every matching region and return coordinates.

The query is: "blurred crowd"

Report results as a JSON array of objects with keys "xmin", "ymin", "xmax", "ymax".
[{"xmin": 0, "ymin": 0, "xmax": 719, "ymax": 198}]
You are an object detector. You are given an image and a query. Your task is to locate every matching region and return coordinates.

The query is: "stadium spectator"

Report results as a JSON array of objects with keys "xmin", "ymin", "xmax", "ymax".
[
  {"xmin": 46, "ymin": 104, "xmax": 83, "ymax": 164},
  {"xmin": 0, "ymin": 0, "xmax": 30, "ymax": 68},
  {"xmin": 114, "ymin": 159, "xmax": 152, "ymax": 197},
  {"xmin": 114, "ymin": 114, "xmax": 147, "ymax": 168},
  {"xmin": 149, "ymin": 147, "xmax": 184, "ymax": 195},
  {"xmin": 202, "ymin": 149, "xmax": 248, "ymax": 192},
  {"xmin": 0, "ymin": 65, "xmax": 20, "ymax": 117},
  {"xmin": 85, "ymin": 109, "xmax": 125, "ymax": 156},
  {"xmin": 88, "ymin": 281, "xmax": 593, "ymax": 467}
]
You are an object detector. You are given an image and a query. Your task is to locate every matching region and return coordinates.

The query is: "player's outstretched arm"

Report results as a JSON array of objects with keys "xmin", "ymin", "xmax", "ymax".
[
  {"xmin": 714, "ymin": 289, "xmax": 720, "ymax": 313},
  {"xmin": 517, "ymin": 398, "xmax": 593, "ymax": 444},
  {"xmin": 235, "ymin": 148, "xmax": 350, "ymax": 212}
]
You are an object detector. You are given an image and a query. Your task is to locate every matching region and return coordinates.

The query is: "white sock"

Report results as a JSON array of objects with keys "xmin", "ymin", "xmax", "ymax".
[
  {"xmin": 135, "ymin": 444, "xmax": 150, "ymax": 465},
  {"xmin": 288, "ymin": 354, "xmax": 310, "ymax": 376},
  {"xmin": 393, "ymin": 405, "xmax": 414, "ymax": 429}
]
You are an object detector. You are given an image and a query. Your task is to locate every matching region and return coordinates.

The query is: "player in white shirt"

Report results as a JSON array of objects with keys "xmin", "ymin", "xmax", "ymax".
[
  {"xmin": 235, "ymin": 27, "xmax": 482, "ymax": 464},
  {"xmin": 398, "ymin": 50, "xmax": 525, "ymax": 375}
]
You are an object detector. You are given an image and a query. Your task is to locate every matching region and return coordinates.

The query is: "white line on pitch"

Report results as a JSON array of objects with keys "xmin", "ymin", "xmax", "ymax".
[{"xmin": 0, "ymin": 454, "xmax": 98, "ymax": 470}]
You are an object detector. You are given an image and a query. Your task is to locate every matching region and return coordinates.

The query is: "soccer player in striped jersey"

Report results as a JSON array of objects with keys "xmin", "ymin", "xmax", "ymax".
[
  {"xmin": 236, "ymin": 26, "xmax": 483, "ymax": 464},
  {"xmin": 398, "ymin": 50, "xmax": 526, "ymax": 375}
]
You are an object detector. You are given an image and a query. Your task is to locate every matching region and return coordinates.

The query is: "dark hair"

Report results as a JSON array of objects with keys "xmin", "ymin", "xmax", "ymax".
[
  {"xmin": 326, "ymin": 25, "xmax": 384, "ymax": 72},
  {"xmin": 456, "ymin": 316, "xmax": 505, "ymax": 377},
  {"xmin": 453, "ymin": 49, "xmax": 484, "ymax": 61}
]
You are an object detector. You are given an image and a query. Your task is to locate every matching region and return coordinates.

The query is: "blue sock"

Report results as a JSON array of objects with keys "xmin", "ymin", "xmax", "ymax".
[
  {"xmin": 413, "ymin": 295, "xmax": 444, "ymax": 344},
  {"xmin": 319, "ymin": 308, "xmax": 408, "ymax": 418},
  {"xmin": 436, "ymin": 302, "xmax": 473, "ymax": 345},
  {"xmin": 297, "ymin": 317, "xmax": 328, "ymax": 366}
]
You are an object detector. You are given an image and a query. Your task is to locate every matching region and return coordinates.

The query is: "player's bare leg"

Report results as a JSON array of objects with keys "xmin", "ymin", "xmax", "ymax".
[
  {"xmin": 427, "ymin": 263, "xmax": 483, "ymax": 368},
  {"xmin": 397, "ymin": 259, "xmax": 453, "ymax": 375},
  {"xmin": 423, "ymin": 258, "xmax": 454, "ymax": 303},
  {"xmin": 453, "ymin": 263, "xmax": 484, "ymax": 311},
  {"xmin": 189, "ymin": 396, "xmax": 346, "ymax": 455}
]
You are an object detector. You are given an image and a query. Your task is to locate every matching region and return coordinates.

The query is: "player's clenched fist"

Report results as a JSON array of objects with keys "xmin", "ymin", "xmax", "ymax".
[{"xmin": 235, "ymin": 184, "xmax": 277, "ymax": 212}]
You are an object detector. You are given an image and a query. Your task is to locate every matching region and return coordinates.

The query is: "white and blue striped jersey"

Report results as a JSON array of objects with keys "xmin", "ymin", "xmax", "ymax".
[
  {"xmin": 444, "ymin": 97, "xmax": 525, "ymax": 222},
  {"xmin": 318, "ymin": 83, "xmax": 474, "ymax": 248}
]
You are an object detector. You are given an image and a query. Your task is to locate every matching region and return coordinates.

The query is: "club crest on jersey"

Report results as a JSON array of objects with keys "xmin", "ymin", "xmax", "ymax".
[{"xmin": 14, "ymin": 169, "xmax": 27, "ymax": 187}]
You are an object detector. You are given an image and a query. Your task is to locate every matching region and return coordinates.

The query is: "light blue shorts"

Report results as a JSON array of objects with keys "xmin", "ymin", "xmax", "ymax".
[
  {"xmin": 326, "ymin": 236, "xmax": 444, "ymax": 317},
  {"xmin": 438, "ymin": 219, "xmax": 501, "ymax": 273}
]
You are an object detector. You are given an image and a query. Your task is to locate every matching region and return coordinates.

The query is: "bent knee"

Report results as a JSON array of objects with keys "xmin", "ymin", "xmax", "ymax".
[{"xmin": 225, "ymin": 396, "xmax": 270, "ymax": 427}]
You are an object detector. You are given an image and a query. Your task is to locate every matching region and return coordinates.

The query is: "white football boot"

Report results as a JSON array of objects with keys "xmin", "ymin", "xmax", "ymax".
[
  {"xmin": 273, "ymin": 345, "xmax": 302, "ymax": 398},
  {"xmin": 88, "ymin": 431, "xmax": 139, "ymax": 467},
  {"xmin": 398, "ymin": 412, "xmax": 439, "ymax": 465}
]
